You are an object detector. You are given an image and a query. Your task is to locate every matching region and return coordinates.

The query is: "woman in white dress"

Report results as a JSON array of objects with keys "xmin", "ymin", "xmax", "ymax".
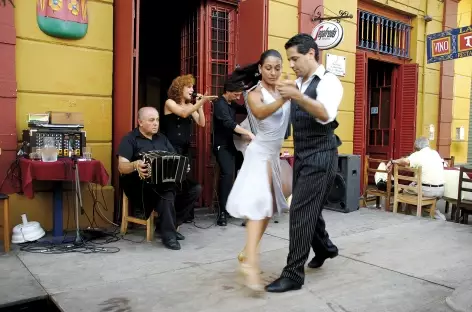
[{"xmin": 226, "ymin": 49, "xmax": 291, "ymax": 292}]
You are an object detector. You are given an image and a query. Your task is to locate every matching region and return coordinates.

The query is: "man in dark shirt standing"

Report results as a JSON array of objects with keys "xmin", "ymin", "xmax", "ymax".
[
  {"xmin": 117, "ymin": 106, "xmax": 201, "ymax": 250},
  {"xmin": 212, "ymin": 80, "xmax": 255, "ymax": 226}
]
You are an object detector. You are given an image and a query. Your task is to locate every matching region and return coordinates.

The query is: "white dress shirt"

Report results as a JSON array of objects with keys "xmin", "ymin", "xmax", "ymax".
[
  {"xmin": 295, "ymin": 64, "xmax": 344, "ymax": 125},
  {"xmin": 407, "ymin": 147, "xmax": 445, "ymax": 185}
]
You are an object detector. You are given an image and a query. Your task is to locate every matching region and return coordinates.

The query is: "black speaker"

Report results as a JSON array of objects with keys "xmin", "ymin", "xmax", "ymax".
[{"xmin": 324, "ymin": 154, "xmax": 361, "ymax": 213}]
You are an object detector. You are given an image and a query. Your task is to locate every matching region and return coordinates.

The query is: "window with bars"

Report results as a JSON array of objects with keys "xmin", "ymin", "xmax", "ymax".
[
  {"xmin": 209, "ymin": 7, "xmax": 235, "ymax": 96},
  {"xmin": 357, "ymin": 10, "xmax": 412, "ymax": 59},
  {"xmin": 181, "ymin": 10, "xmax": 199, "ymax": 79}
]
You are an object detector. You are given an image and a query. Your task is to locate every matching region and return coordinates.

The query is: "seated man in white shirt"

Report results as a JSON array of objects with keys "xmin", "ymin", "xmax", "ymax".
[{"xmin": 387, "ymin": 136, "xmax": 446, "ymax": 220}]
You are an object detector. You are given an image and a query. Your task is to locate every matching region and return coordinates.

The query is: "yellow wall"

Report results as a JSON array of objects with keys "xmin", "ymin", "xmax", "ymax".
[
  {"xmin": 360, "ymin": 0, "xmax": 442, "ymax": 152},
  {"xmin": 6, "ymin": 0, "xmax": 115, "ymax": 236},
  {"xmin": 451, "ymin": 0, "xmax": 472, "ymax": 163},
  {"xmin": 267, "ymin": 0, "xmax": 298, "ymax": 154},
  {"xmin": 266, "ymin": 0, "xmax": 470, "ymax": 163},
  {"xmin": 323, "ymin": 1, "xmax": 357, "ymax": 154}
]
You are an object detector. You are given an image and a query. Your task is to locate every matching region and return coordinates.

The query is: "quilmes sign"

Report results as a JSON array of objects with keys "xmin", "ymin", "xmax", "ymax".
[
  {"xmin": 311, "ymin": 21, "xmax": 344, "ymax": 50},
  {"xmin": 426, "ymin": 25, "xmax": 472, "ymax": 64}
]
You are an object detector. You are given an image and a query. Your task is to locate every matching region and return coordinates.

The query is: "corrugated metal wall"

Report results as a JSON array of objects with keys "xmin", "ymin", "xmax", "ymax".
[{"xmin": 468, "ymin": 78, "xmax": 472, "ymax": 164}]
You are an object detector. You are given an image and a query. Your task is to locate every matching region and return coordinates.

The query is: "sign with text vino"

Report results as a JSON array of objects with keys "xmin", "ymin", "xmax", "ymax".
[{"xmin": 426, "ymin": 25, "xmax": 472, "ymax": 64}]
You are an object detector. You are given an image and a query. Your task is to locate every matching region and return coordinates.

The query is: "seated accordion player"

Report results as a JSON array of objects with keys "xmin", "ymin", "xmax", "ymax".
[{"xmin": 138, "ymin": 150, "xmax": 190, "ymax": 186}]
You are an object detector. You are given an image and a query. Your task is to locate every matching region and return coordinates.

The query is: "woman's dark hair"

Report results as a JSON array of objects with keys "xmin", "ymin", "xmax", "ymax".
[
  {"xmin": 227, "ymin": 49, "xmax": 282, "ymax": 91},
  {"xmin": 284, "ymin": 33, "xmax": 319, "ymax": 62}
]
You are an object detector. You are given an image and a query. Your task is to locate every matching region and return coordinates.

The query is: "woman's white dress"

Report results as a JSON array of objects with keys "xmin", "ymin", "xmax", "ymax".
[{"xmin": 226, "ymin": 83, "xmax": 291, "ymax": 220}]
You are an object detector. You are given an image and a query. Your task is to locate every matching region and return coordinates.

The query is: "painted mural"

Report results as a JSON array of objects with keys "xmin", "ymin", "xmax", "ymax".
[{"xmin": 37, "ymin": 0, "xmax": 88, "ymax": 39}]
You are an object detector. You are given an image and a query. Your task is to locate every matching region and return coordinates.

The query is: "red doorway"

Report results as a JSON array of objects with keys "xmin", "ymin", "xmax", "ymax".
[
  {"xmin": 354, "ymin": 51, "xmax": 419, "ymax": 192},
  {"xmin": 112, "ymin": 0, "xmax": 252, "ymax": 215},
  {"xmin": 366, "ymin": 60, "xmax": 396, "ymax": 161}
]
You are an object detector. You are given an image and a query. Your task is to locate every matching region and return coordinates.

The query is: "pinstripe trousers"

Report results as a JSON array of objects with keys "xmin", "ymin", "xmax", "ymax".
[{"xmin": 280, "ymin": 148, "xmax": 339, "ymax": 285}]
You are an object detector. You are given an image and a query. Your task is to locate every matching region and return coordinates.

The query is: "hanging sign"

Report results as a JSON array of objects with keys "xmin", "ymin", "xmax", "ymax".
[
  {"xmin": 311, "ymin": 21, "xmax": 344, "ymax": 50},
  {"xmin": 426, "ymin": 25, "xmax": 472, "ymax": 64}
]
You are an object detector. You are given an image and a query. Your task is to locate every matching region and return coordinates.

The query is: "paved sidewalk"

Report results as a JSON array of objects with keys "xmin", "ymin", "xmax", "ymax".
[{"xmin": 1, "ymin": 207, "xmax": 471, "ymax": 311}]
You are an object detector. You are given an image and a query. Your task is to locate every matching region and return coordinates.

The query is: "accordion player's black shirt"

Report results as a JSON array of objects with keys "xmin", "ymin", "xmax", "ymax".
[
  {"xmin": 118, "ymin": 127, "xmax": 176, "ymax": 163},
  {"xmin": 117, "ymin": 127, "xmax": 176, "ymax": 190}
]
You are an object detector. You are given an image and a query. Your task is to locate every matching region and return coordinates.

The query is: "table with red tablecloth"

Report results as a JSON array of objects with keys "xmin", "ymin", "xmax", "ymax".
[{"xmin": 20, "ymin": 158, "xmax": 109, "ymax": 237}]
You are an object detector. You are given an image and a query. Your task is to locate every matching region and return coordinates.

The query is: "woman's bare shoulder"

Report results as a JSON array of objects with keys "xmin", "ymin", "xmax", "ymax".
[{"xmin": 248, "ymin": 86, "xmax": 262, "ymax": 97}]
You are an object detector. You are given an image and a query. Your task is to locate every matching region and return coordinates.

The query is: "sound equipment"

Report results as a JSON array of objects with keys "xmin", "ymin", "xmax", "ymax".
[
  {"xmin": 22, "ymin": 129, "xmax": 86, "ymax": 157},
  {"xmin": 325, "ymin": 154, "xmax": 361, "ymax": 213},
  {"xmin": 139, "ymin": 150, "xmax": 189, "ymax": 185}
]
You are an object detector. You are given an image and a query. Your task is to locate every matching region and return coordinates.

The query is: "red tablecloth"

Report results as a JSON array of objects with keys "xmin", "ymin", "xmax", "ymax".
[{"xmin": 20, "ymin": 158, "xmax": 109, "ymax": 198}]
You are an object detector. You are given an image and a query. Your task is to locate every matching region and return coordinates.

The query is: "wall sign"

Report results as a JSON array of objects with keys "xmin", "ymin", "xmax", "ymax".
[
  {"xmin": 426, "ymin": 25, "xmax": 472, "ymax": 64},
  {"xmin": 311, "ymin": 21, "xmax": 344, "ymax": 50},
  {"xmin": 325, "ymin": 53, "xmax": 346, "ymax": 77},
  {"xmin": 37, "ymin": 0, "xmax": 88, "ymax": 40}
]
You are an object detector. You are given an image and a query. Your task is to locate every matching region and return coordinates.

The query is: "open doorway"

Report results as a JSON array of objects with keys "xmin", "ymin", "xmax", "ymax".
[
  {"xmin": 138, "ymin": 0, "xmax": 200, "ymax": 115},
  {"xmin": 366, "ymin": 59, "xmax": 397, "ymax": 161}
]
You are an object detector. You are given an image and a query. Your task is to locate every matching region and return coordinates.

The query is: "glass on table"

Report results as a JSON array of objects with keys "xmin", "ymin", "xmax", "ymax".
[
  {"xmin": 32, "ymin": 147, "xmax": 42, "ymax": 161},
  {"xmin": 82, "ymin": 146, "xmax": 92, "ymax": 161}
]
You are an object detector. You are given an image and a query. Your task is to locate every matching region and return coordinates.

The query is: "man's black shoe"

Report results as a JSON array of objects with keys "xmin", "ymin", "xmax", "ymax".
[
  {"xmin": 265, "ymin": 277, "xmax": 302, "ymax": 293},
  {"xmin": 162, "ymin": 238, "xmax": 181, "ymax": 250},
  {"xmin": 308, "ymin": 250, "xmax": 338, "ymax": 269},
  {"xmin": 175, "ymin": 232, "xmax": 185, "ymax": 240},
  {"xmin": 217, "ymin": 214, "xmax": 227, "ymax": 226}
]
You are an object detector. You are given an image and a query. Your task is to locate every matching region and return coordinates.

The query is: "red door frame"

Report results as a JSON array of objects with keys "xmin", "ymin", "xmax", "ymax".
[
  {"xmin": 365, "ymin": 61, "xmax": 397, "ymax": 161},
  {"xmin": 112, "ymin": 0, "xmax": 245, "ymax": 209},
  {"xmin": 112, "ymin": 0, "xmax": 140, "ymax": 213},
  {"xmin": 201, "ymin": 1, "xmax": 239, "ymax": 207},
  {"xmin": 0, "ymin": 3, "xmax": 18, "ymax": 195}
]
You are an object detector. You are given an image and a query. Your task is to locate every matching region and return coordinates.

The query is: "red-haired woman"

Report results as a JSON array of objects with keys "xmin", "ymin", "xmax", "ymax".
[{"xmin": 161, "ymin": 74, "xmax": 216, "ymax": 222}]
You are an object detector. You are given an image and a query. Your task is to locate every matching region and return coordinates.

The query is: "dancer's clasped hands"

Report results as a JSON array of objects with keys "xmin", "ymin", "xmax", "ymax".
[{"xmin": 276, "ymin": 77, "xmax": 300, "ymax": 101}]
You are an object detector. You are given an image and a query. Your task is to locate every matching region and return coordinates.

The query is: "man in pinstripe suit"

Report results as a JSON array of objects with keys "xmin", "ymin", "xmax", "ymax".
[{"xmin": 266, "ymin": 33, "xmax": 344, "ymax": 293}]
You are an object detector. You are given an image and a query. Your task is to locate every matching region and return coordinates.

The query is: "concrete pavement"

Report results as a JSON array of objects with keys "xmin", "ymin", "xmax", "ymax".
[{"xmin": 1, "ymin": 206, "xmax": 471, "ymax": 311}]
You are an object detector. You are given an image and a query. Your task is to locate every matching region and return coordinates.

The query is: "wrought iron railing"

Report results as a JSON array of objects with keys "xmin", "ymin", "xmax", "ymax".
[{"xmin": 357, "ymin": 10, "xmax": 412, "ymax": 59}]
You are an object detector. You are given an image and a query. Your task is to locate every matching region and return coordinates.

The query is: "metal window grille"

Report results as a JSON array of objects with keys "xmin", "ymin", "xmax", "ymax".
[
  {"xmin": 181, "ymin": 10, "xmax": 200, "ymax": 80},
  {"xmin": 209, "ymin": 6, "xmax": 235, "ymax": 96},
  {"xmin": 180, "ymin": 9, "xmax": 201, "ymax": 150},
  {"xmin": 357, "ymin": 9, "xmax": 412, "ymax": 59}
]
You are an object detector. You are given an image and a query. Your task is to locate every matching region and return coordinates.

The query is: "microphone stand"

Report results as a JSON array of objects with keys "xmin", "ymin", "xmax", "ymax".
[{"xmin": 71, "ymin": 155, "xmax": 84, "ymax": 245}]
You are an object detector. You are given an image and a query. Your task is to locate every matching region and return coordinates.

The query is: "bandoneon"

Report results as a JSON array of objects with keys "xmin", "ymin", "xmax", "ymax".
[{"xmin": 139, "ymin": 150, "xmax": 189, "ymax": 185}]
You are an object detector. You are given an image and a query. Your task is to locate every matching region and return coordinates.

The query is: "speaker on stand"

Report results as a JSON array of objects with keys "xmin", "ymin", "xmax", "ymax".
[{"xmin": 324, "ymin": 154, "xmax": 361, "ymax": 213}]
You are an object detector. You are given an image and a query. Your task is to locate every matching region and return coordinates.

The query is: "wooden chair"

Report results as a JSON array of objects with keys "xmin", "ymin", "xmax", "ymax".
[
  {"xmin": 362, "ymin": 156, "xmax": 392, "ymax": 210},
  {"xmin": 120, "ymin": 192, "xmax": 158, "ymax": 242},
  {"xmin": 443, "ymin": 156, "xmax": 455, "ymax": 167},
  {"xmin": 443, "ymin": 155, "xmax": 455, "ymax": 214},
  {"xmin": 1, "ymin": 194, "xmax": 10, "ymax": 252},
  {"xmin": 451, "ymin": 166, "xmax": 472, "ymax": 224},
  {"xmin": 392, "ymin": 164, "xmax": 437, "ymax": 217}
]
